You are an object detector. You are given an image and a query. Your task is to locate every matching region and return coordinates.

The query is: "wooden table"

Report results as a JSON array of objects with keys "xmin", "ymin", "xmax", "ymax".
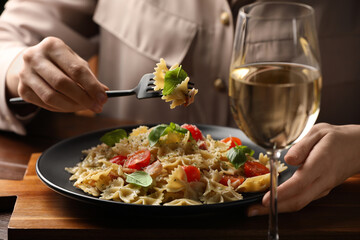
[{"xmin": 1, "ymin": 111, "xmax": 359, "ymax": 240}]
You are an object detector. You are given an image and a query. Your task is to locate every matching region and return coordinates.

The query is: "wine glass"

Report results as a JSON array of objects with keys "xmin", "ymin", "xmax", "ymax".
[{"xmin": 229, "ymin": 2, "xmax": 322, "ymax": 239}]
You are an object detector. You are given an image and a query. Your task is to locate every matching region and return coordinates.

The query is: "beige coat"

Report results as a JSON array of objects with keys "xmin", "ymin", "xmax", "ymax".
[{"xmin": 0, "ymin": 0, "xmax": 359, "ymax": 135}]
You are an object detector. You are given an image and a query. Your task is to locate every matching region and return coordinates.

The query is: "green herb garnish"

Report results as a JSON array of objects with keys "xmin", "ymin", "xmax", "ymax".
[
  {"xmin": 100, "ymin": 129, "xmax": 127, "ymax": 147},
  {"xmin": 148, "ymin": 122, "xmax": 189, "ymax": 147},
  {"xmin": 163, "ymin": 66, "xmax": 188, "ymax": 95},
  {"xmin": 125, "ymin": 171, "xmax": 153, "ymax": 187},
  {"xmin": 227, "ymin": 145, "xmax": 255, "ymax": 169}
]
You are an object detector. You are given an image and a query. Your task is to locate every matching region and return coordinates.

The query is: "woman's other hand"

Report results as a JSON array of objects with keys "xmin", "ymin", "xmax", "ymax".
[{"xmin": 247, "ymin": 123, "xmax": 360, "ymax": 216}]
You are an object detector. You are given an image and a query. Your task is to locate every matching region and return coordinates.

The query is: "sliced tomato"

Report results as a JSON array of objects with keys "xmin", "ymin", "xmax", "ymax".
[
  {"xmin": 221, "ymin": 136, "xmax": 242, "ymax": 149},
  {"xmin": 124, "ymin": 149, "xmax": 151, "ymax": 170},
  {"xmin": 182, "ymin": 165, "xmax": 201, "ymax": 182},
  {"xmin": 109, "ymin": 155, "xmax": 127, "ymax": 165},
  {"xmin": 181, "ymin": 124, "xmax": 204, "ymax": 141},
  {"xmin": 244, "ymin": 161, "xmax": 270, "ymax": 178},
  {"xmin": 219, "ymin": 175, "xmax": 245, "ymax": 188}
]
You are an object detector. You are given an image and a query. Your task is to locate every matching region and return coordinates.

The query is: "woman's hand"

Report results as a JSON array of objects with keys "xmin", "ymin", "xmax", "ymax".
[
  {"xmin": 6, "ymin": 37, "xmax": 108, "ymax": 113},
  {"xmin": 247, "ymin": 123, "xmax": 360, "ymax": 216}
]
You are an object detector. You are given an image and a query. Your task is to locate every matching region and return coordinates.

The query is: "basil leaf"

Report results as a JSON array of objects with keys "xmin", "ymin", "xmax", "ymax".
[
  {"xmin": 148, "ymin": 123, "xmax": 189, "ymax": 147},
  {"xmin": 148, "ymin": 124, "xmax": 168, "ymax": 147},
  {"xmin": 226, "ymin": 145, "xmax": 255, "ymax": 169},
  {"xmin": 125, "ymin": 171, "xmax": 153, "ymax": 187},
  {"xmin": 100, "ymin": 129, "xmax": 127, "ymax": 147},
  {"xmin": 163, "ymin": 66, "xmax": 188, "ymax": 95},
  {"xmin": 239, "ymin": 145, "xmax": 255, "ymax": 157},
  {"xmin": 170, "ymin": 122, "xmax": 189, "ymax": 135},
  {"xmin": 227, "ymin": 147, "xmax": 247, "ymax": 169}
]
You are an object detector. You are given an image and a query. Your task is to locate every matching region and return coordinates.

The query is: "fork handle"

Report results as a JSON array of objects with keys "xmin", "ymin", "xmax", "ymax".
[
  {"xmin": 105, "ymin": 90, "xmax": 135, "ymax": 98},
  {"xmin": 8, "ymin": 90, "xmax": 136, "ymax": 105},
  {"xmin": 8, "ymin": 97, "xmax": 26, "ymax": 104}
]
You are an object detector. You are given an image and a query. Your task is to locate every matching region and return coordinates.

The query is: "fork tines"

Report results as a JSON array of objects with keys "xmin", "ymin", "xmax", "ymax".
[
  {"xmin": 146, "ymin": 79, "xmax": 157, "ymax": 92},
  {"xmin": 147, "ymin": 79, "xmax": 195, "ymax": 92}
]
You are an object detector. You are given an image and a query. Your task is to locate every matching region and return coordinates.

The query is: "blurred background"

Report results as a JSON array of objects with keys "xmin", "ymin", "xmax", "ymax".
[{"xmin": 0, "ymin": 0, "xmax": 359, "ymax": 125}]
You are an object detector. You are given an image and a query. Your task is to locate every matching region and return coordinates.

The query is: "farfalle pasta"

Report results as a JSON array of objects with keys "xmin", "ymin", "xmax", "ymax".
[
  {"xmin": 153, "ymin": 58, "xmax": 198, "ymax": 109},
  {"xmin": 65, "ymin": 123, "xmax": 287, "ymax": 205}
]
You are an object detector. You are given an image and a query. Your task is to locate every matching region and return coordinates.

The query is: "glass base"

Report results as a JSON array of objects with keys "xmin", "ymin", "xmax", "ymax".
[{"xmin": 268, "ymin": 232, "xmax": 279, "ymax": 240}]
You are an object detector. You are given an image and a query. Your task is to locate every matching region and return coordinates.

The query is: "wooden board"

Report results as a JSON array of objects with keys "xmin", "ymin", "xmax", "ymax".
[
  {"xmin": 1, "ymin": 153, "xmax": 360, "ymax": 240},
  {"xmin": 0, "ymin": 153, "xmax": 267, "ymax": 240}
]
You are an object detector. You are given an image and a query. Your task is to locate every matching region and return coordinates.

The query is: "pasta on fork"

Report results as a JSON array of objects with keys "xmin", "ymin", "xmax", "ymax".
[{"xmin": 153, "ymin": 58, "xmax": 198, "ymax": 109}]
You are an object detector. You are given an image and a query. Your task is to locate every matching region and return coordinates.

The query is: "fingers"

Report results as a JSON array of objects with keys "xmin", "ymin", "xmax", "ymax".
[
  {"xmin": 284, "ymin": 124, "xmax": 327, "ymax": 166},
  {"xmin": 259, "ymin": 154, "xmax": 331, "ymax": 214},
  {"xmin": 44, "ymin": 38, "xmax": 107, "ymax": 104},
  {"xmin": 18, "ymin": 83, "xmax": 59, "ymax": 112},
  {"xmin": 247, "ymin": 203, "xmax": 268, "ymax": 217},
  {"xmin": 18, "ymin": 70, "xmax": 83, "ymax": 112},
  {"xmin": 30, "ymin": 58, "xmax": 102, "ymax": 112},
  {"xmin": 264, "ymin": 170, "xmax": 312, "ymax": 207},
  {"xmin": 19, "ymin": 37, "xmax": 108, "ymax": 112},
  {"xmin": 276, "ymin": 179, "xmax": 331, "ymax": 213},
  {"xmin": 247, "ymin": 181, "xmax": 331, "ymax": 217}
]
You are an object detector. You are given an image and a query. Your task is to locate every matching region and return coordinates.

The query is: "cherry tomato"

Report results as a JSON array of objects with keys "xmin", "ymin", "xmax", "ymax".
[
  {"xmin": 181, "ymin": 124, "xmax": 204, "ymax": 141},
  {"xmin": 244, "ymin": 161, "xmax": 270, "ymax": 178},
  {"xmin": 198, "ymin": 141, "xmax": 207, "ymax": 150},
  {"xmin": 124, "ymin": 149, "xmax": 151, "ymax": 170},
  {"xmin": 221, "ymin": 136, "xmax": 242, "ymax": 149},
  {"xmin": 219, "ymin": 175, "xmax": 245, "ymax": 188},
  {"xmin": 182, "ymin": 165, "xmax": 201, "ymax": 182},
  {"xmin": 109, "ymin": 155, "xmax": 127, "ymax": 165}
]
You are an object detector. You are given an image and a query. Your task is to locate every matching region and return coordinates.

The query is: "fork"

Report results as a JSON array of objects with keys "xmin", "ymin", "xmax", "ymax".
[{"xmin": 9, "ymin": 73, "xmax": 194, "ymax": 104}]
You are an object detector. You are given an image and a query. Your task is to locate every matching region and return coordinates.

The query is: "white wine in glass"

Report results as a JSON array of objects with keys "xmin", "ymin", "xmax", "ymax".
[{"xmin": 229, "ymin": 3, "xmax": 322, "ymax": 240}]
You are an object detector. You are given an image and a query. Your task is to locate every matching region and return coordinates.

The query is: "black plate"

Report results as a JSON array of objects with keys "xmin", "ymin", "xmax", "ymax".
[{"xmin": 36, "ymin": 124, "xmax": 296, "ymax": 216}]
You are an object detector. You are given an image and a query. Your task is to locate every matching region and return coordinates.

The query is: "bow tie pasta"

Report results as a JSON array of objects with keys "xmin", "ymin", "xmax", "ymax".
[
  {"xmin": 153, "ymin": 58, "xmax": 198, "ymax": 109},
  {"xmin": 65, "ymin": 123, "xmax": 287, "ymax": 206}
]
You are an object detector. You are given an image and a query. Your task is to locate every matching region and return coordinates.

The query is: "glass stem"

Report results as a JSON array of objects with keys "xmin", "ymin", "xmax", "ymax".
[{"xmin": 267, "ymin": 149, "xmax": 281, "ymax": 240}]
